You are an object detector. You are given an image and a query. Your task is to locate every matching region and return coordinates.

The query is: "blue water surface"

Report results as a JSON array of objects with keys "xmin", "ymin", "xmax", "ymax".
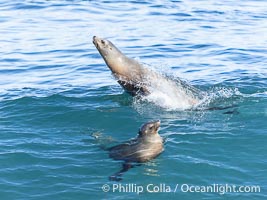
[{"xmin": 0, "ymin": 0, "xmax": 266, "ymax": 199}]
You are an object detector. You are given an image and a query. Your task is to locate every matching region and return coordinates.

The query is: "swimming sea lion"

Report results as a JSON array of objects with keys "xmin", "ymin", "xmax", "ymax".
[
  {"xmin": 108, "ymin": 120, "xmax": 163, "ymax": 162},
  {"xmin": 108, "ymin": 120, "xmax": 164, "ymax": 181},
  {"xmin": 92, "ymin": 36, "xmax": 199, "ymax": 108}
]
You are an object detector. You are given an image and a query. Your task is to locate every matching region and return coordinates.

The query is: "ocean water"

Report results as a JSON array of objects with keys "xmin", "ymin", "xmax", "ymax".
[{"xmin": 0, "ymin": 0, "xmax": 266, "ymax": 199}]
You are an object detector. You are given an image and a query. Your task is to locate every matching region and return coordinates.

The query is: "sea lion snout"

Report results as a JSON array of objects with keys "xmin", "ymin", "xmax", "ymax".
[
  {"xmin": 92, "ymin": 35, "xmax": 101, "ymax": 42},
  {"xmin": 154, "ymin": 120, "xmax": 161, "ymax": 130},
  {"xmin": 92, "ymin": 36, "xmax": 97, "ymax": 47}
]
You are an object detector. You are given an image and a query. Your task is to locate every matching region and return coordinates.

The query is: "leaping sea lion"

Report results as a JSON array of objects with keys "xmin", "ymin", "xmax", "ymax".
[
  {"xmin": 93, "ymin": 36, "xmax": 200, "ymax": 109},
  {"xmin": 92, "ymin": 36, "xmax": 239, "ymax": 112},
  {"xmin": 107, "ymin": 120, "xmax": 164, "ymax": 181}
]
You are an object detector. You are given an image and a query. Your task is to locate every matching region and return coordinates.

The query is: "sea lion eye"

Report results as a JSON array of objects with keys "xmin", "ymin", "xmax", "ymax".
[{"xmin": 101, "ymin": 40, "xmax": 105, "ymax": 45}]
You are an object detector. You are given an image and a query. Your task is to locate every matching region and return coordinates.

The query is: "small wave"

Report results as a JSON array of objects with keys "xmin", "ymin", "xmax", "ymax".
[
  {"xmin": 173, "ymin": 154, "xmax": 247, "ymax": 173},
  {"xmin": 247, "ymin": 91, "xmax": 267, "ymax": 98}
]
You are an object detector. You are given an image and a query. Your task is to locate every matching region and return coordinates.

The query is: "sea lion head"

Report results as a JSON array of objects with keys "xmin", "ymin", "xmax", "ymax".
[
  {"xmin": 139, "ymin": 120, "xmax": 161, "ymax": 137},
  {"xmin": 92, "ymin": 36, "xmax": 123, "ymax": 69}
]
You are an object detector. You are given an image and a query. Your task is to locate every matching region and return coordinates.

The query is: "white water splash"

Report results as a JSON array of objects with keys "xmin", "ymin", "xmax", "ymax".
[
  {"xmin": 197, "ymin": 87, "xmax": 242, "ymax": 108},
  {"xmin": 140, "ymin": 72, "xmax": 201, "ymax": 111},
  {"xmin": 134, "ymin": 72, "xmax": 242, "ymax": 111}
]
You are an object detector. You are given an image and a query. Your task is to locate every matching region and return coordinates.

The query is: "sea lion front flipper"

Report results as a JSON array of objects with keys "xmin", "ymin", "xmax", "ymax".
[{"xmin": 109, "ymin": 162, "xmax": 134, "ymax": 181}]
